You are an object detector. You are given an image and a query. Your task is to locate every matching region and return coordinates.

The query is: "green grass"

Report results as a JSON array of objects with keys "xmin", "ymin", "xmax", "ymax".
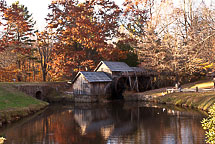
[
  {"xmin": 157, "ymin": 92, "xmax": 215, "ymax": 111},
  {"xmin": 0, "ymin": 83, "xmax": 48, "ymax": 111},
  {"xmin": 0, "ymin": 83, "xmax": 49, "ymax": 125},
  {"xmin": 152, "ymin": 80, "xmax": 215, "ymax": 111}
]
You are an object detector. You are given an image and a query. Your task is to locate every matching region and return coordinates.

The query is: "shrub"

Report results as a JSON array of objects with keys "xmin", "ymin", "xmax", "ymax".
[{"xmin": 202, "ymin": 103, "xmax": 215, "ymax": 143}]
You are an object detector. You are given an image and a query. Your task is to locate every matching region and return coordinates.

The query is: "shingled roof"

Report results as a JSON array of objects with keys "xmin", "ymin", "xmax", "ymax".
[
  {"xmin": 72, "ymin": 71, "xmax": 112, "ymax": 83},
  {"xmin": 131, "ymin": 67, "xmax": 157, "ymax": 76},
  {"xmin": 94, "ymin": 61, "xmax": 134, "ymax": 72}
]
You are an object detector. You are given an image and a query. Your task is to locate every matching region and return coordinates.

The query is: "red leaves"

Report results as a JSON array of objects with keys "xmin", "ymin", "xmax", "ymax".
[
  {"xmin": 0, "ymin": 1, "xmax": 35, "ymax": 54},
  {"xmin": 43, "ymin": 0, "xmax": 129, "ymax": 79}
]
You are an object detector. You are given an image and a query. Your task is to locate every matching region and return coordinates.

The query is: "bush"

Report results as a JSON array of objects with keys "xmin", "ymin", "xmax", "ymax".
[{"xmin": 202, "ymin": 103, "xmax": 215, "ymax": 143}]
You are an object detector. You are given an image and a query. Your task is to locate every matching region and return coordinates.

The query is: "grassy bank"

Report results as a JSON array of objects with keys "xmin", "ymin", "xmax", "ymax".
[
  {"xmin": 157, "ymin": 92, "xmax": 215, "ymax": 111},
  {"xmin": 0, "ymin": 83, "xmax": 48, "ymax": 126},
  {"xmin": 145, "ymin": 80, "xmax": 215, "ymax": 111},
  {"xmin": 124, "ymin": 80, "xmax": 215, "ymax": 111}
]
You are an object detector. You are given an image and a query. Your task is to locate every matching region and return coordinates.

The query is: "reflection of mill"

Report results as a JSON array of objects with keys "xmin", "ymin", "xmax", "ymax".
[
  {"xmin": 0, "ymin": 103, "xmax": 206, "ymax": 144},
  {"xmin": 71, "ymin": 103, "xmax": 205, "ymax": 144},
  {"xmin": 73, "ymin": 109, "xmax": 114, "ymax": 137},
  {"xmin": 72, "ymin": 104, "xmax": 137, "ymax": 140}
]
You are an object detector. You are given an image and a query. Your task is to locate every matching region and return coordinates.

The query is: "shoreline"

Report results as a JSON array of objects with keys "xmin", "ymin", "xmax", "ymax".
[
  {"xmin": 124, "ymin": 90, "xmax": 215, "ymax": 112},
  {"xmin": 0, "ymin": 83, "xmax": 49, "ymax": 128},
  {"xmin": 1, "ymin": 90, "xmax": 211, "ymax": 128},
  {"xmin": 1, "ymin": 80, "xmax": 214, "ymax": 128},
  {"xmin": 0, "ymin": 103, "xmax": 48, "ymax": 127},
  {"xmin": 123, "ymin": 80, "xmax": 215, "ymax": 112},
  {"xmin": 155, "ymin": 92, "xmax": 215, "ymax": 112}
]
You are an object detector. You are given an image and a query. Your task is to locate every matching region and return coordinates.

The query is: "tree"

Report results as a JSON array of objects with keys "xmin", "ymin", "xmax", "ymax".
[
  {"xmin": 0, "ymin": 1, "xmax": 36, "ymax": 67},
  {"xmin": 1, "ymin": 1, "xmax": 36, "ymax": 54},
  {"xmin": 122, "ymin": 0, "xmax": 215, "ymax": 82},
  {"xmin": 117, "ymin": 41, "xmax": 139, "ymax": 67},
  {"xmin": 0, "ymin": 0, "xmax": 7, "ymax": 52},
  {"xmin": 122, "ymin": 0, "xmax": 177, "ymax": 73},
  {"xmin": 46, "ymin": 0, "xmax": 124, "ymax": 79},
  {"xmin": 36, "ymin": 30, "xmax": 53, "ymax": 81},
  {"xmin": 121, "ymin": 0, "xmax": 148, "ymax": 41},
  {"xmin": 202, "ymin": 104, "xmax": 215, "ymax": 144},
  {"xmin": 0, "ymin": 1, "xmax": 38, "ymax": 81}
]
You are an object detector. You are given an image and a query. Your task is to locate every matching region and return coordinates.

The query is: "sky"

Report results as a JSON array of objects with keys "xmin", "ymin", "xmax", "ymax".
[
  {"xmin": 7, "ymin": 0, "xmax": 53, "ymax": 31},
  {"xmin": 6, "ymin": 0, "xmax": 124, "ymax": 31},
  {"xmin": 6, "ymin": 0, "xmax": 215, "ymax": 31}
]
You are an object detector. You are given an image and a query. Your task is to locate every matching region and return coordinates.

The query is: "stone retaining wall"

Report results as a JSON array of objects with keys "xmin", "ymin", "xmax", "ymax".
[
  {"xmin": 123, "ymin": 93, "xmax": 155, "ymax": 102},
  {"xmin": 74, "ymin": 94, "xmax": 111, "ymax": 102},
  {"xmin": 74, "ymin": 95, "xmax": 98, "ymax": 102},
  {"xmin": 15, "ymin": 82, "xmax": 69, "ymax": 101}
]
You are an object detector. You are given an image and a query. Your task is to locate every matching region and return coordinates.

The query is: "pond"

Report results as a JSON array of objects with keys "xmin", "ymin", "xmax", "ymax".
[{"xmin": 0, "ymin": 102, "xmax": 206, "ymax": 144}]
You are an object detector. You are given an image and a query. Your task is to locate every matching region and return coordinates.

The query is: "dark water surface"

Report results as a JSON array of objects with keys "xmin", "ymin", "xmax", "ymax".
[{"xmin": 0, "ymin": 102, "xmax": 206, "ymax": 144}]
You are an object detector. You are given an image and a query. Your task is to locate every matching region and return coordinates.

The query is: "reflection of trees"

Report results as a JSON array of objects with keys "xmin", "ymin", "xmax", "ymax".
[
  {"xmin": 0, "ymin": 103, "xmax": 206, "ymax": 144},
  {"xmin": 1, "ymin": 106, "xmax": 104, "ymax": 144},
  {"xmin": 72, "ymin": 103, "xmax": 205, "ymax": 144}
]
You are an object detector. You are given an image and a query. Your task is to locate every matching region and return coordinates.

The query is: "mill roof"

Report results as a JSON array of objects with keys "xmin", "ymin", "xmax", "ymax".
[
  {"xmin": 72, "ymin": 71, "xmax": 112, "ymax": 84},
  {"xmin": 94, "ymin": 61, "xmax": 134, "ymax": 72},
  {"xmin": 131, "ymin": 67, "xmax": 158, "ymax": 76}
]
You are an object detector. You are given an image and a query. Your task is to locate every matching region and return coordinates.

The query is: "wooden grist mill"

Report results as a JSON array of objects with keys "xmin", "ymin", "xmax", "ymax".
[
  {"xmin": 71, "ymin": 61, "xmax": 157, "ymax": 101},
  {"xmin": 111, "ymin": 67, "xmax": 156, "ymax": 99}
]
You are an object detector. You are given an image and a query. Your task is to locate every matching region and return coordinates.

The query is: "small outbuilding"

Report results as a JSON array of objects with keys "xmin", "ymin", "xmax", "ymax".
[
  {"xmin": 94, "ymin": 61, "xmax": 134, "ymax": 78},
  {"xmin": 72, "ymin": 71, "xmax": 112, "ymax": 102}
]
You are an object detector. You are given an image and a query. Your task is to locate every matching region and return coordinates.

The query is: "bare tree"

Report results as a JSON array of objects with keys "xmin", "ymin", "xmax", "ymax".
[{"xmin": 36, "ymin": 30, "xmax": 54, "ymax": 81}]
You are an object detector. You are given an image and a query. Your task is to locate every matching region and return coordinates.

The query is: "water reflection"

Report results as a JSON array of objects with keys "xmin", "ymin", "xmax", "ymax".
[{"xmin": 0, "ymin": 102, "xmax": 206, "ymax": 144}]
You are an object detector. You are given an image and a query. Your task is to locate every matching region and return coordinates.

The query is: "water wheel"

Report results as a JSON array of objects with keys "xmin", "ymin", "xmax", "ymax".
[{"xmin": 112, "ymin": 76, "xmax": 128, "ymax": 99}]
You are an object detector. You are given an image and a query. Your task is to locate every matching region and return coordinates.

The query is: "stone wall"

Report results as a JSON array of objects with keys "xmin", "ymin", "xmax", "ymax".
[
  {"xmin": 74, "ymin": 95, "xmax": 98, "ymax": 103},
  {"xmin": 74, "ymin": 94, "xmax": 111, "ymax": 103},
  {"xmin": 123, "ymin": 92, "xmax": 154, "ymax": 102},
  {"xmin": 15, "ymin": 82, "xmax": 69, "ymax": 101}
]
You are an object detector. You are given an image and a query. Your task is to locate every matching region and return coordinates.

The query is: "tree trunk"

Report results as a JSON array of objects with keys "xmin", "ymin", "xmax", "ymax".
[
  {"xmin": 42, "ymin": 70, "xmax": 46, "ymax": 82},
  {"xmin": 41, "ymin": 61, "xmax": 47, "ymax": 82}
]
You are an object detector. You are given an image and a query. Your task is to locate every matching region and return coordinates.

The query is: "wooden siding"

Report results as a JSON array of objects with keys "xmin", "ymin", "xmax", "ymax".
[
  {"xmin": 112, "ymin": 71, "xmax": 122, "ymax": 78},
  {"xmin": 95, "ymin": 63, "xmax": 136, "ymax": 78},
  {"xmin": 73, "ymin": 73, "xmax": 111, "ymax": 96},
  {"xmin": 73, "ymin": 74, "xmax": 91, "ymax": 95},
  {"xmin": 95, "ymin": 64, "xmax": 112, "ymax": 77},
  {"xmin": 90, "ymin": 82, "xmax": 109, "ymax": 96}
]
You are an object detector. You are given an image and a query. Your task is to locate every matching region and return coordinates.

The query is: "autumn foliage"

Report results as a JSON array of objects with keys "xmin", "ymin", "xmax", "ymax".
[
  {"xmin": 0, "ymin": 1, "xmax": 39, "ymax": 81},
  {"xmin": 46, "ymin": 0, "xmax": 125, "ymax": 80},
  {"xmin": 1, "ymin": 0, "xmax": 215, "ymax": 82}
]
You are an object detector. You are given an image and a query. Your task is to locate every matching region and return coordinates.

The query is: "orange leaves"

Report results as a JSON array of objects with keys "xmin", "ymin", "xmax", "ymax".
[
  {"xmin": 0, "ymin": 2, "xmax": 35, "ymax": 50},
  {"xmin": 66, "ymin": 16, "xmax": 70, "ymax": 21},
  {"xmin": 0, "ymin": 1, "xmax": 38, "ymax": 81},
  {"xmin": 48, "ymin": 23, "xmax": 58, "ymax": 28},
  {"xmin": 45, "ymin": 0, "xmax": 126, "ymax": 79},
  {"xmin": 51, "ymin": 0, "xmax": 57, "ymax": 4},
  {"xmin": 58, "ymin": 19, "xmax": 63, "ymax": 24}
]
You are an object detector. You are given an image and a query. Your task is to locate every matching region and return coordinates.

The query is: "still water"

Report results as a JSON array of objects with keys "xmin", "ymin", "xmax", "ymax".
[{"xmin": 0, "ymin": 102, "xmax": 206, "ymax": 144}]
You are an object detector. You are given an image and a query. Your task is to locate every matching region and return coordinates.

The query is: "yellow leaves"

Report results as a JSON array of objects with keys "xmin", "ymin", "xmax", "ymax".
[
  {"xmin": 76, "ymin": 39, "xmax": 82, "ymax": 44},
  {"xmin": 202, "ymin": 104, "xmax": 215, "ymax": 144},
  {"xmin": 48, "ymin": 24, "xmax": 54, "ymax": 28},
  {"xmin": 58, "ymin": 19, "xmax": 63, "ymax": 24},
  {"xmin": 73, "ymin": 68, "xmax": 78, "ymax": 72},
  {"xmin": 201, "ymin": 62, "xmax": 215, "ymax": 70},
  {"xmin": 0, "ymin": 137, "xmax": 6, "ymax": 144},
  {"xmin": 81, "ymin": 15, "xmax": 86, "ymax": 20},
  {"xmin": 66, "ymin": 16, "xmax": 70, "ymax": 21},
  {"xmin": 204, "ymin": 63, "xmax": 214, "ymax": 69},
  {"xmin": 48, "ymin": 23, "xmax": 58, "ymax": 28},
  {"xmin": 51, "ymin": 0, "xmax": 57, "ymax": 4}
]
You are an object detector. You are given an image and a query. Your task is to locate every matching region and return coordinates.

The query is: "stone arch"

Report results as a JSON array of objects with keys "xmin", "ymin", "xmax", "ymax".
[{"xmin": 35, "ymin": 91, "xmax": 42, "ymax": 100}]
